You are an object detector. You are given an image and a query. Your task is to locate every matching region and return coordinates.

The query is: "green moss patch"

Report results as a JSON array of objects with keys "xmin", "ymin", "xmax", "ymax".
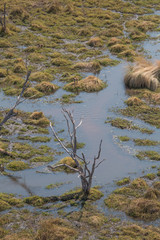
[
  {"xmin": 118, "ymin": 136, "xmax": 130, "ymax": 141},
  {"xmin": 144, "ymin": 173, "xmax": 156, "ymax": 180},
  {"xmin": 24, "ymin": 111, "xmax": 50, "ymax": 127},
  {"xmin": 106, "ymin": 224, "xmax": 160, "ymax": 240},
  {"xmin": 30, "ymin": 72, "xmax": 53, "ymax": 82},
  {"xmin": 24, "ymin": 196, "xmax": 45, "ymax": 207},
  {"xmin": 134, "ymin": 139, "xmax": 159, "ymax": 146},
  {"xmin": 66, "ymin": 142, "xmax": 85, "ymax": 149},
  {"xmin": 23, "ymin": 87, "xmax": 44, "ymax": 99},
  {"xmin": 136, "ymin": 151, "xmax": 160, "ymax": 161},
  {"xmin": 0, "ymin": 193, "xmax": 23, "ymax": 211},
  {"xmin": 46, "ymin": 182, "xmax": 65, "ymax": 189},
  {"xmin": 105, "ymin": 177, "xmax": 160, "ymax": 221},
  {"xmin": 116, "ymin": 177, "xmax": 130, "ymax": 186},
  {"xmin": 51, "ymin": 157, "xmax": 78, "ymax": 173},
  {"xmin": 120, "ymin": 103, "xmax": 160, "ymax": 129},
  {"xmin": 17, "ymin": 136, "xmax": 51, "ymax": 143},
  {"xmin": 106, "ymin": 118, "xmax": 153, "ymax": 134},
  {"xmin": 6, "ymin": 161, "xmax": 29, "ymax": 171},
  {"xmin": 30, "ymin": 156, "xmax": 53, "ymax": 163},
  {"xmin": 61, "ymin": 187, "xmax": 103, "ymax": 202}
]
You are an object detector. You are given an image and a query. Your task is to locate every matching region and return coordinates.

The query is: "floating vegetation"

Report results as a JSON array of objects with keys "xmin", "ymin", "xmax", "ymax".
[
  {"xmin": 6, "ymin": 160, "xmax": 29, "ymax": 171},
  {"xmin": 116, "ymin": 177, "xmax": 130, "ymax": 186},
  {"xmin": 106, "ymin": 117, "xmax": 153, "ymax": 134},
  {"xmin": 133, "ymin": 139, "xmax": 159, "ymax": 146},
  {"xmin": 120, "ymin": 103, "xmax": 160, "ymax": 128},
  {"xmin": 136, "ymin": 151, "xmax": 160, "ymax": 161},
  {"xmin": 118, "ymin": 136, "xmax": 130, "ymax": 142}
]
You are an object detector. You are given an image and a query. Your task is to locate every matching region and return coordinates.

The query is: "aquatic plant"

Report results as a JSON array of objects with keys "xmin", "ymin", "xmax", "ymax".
[
  {"xmin": 124, "ymin": 59, "xmax": 160, "ymax": 91},
  {"xmin": 6, "ymin": 160, "xmax": 29, "ymax": 171},
  {"xmin": 35, "ymin": 81, "xmax": 59, "ymax": 95},
  {"xmin": 64, "ymin": 75, "xmax": 106, "ymax": 92}
]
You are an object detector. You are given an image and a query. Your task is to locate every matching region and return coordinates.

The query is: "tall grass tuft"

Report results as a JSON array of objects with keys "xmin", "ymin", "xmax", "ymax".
[{"xmin": 124, "ymin": 59, "xmax": 160, "ymax": 91}]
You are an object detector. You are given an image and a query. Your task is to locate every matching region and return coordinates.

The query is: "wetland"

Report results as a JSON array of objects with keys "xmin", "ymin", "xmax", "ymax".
[{"xmin": 0, "ymin": 0, "xmax": 160, "ymax": 239}]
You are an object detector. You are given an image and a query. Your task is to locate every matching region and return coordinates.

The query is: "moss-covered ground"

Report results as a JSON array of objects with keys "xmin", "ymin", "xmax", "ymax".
[
  {"xmin": 105, "ymin": 176, "xmax": 160, "ymax": 221},
  {"xmin": 0, "ymin": 0, "xmax": 160, "ymax": 100},
  {"xmin": 0, "ymin": 109, "xmax": 54, "ymax": 170},
  {"xmin": 1, "ymin": 0, "xmax": 160, "ymax": 239}
]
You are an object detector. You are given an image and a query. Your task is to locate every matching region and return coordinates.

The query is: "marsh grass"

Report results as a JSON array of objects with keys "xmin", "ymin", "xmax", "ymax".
[
  {"xmin": 64, "ymin": 75, "xmax": 106, "ymax": 92},
  {"xmin": 35, "ymin": 81, "xmax": 59, "ymax": 95},
  {"xmin": 124, "ymin": 59, "xmax": 160, "ymax": 91},
  {"xmin": 105, "ymin": 177, "xmax": 160, "ymax": 221}
]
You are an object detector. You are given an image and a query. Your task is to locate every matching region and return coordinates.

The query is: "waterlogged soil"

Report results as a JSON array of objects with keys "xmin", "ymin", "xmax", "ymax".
[{"xmin": 0, "ymin": 0, "xmax": 160, "ymax": 239}]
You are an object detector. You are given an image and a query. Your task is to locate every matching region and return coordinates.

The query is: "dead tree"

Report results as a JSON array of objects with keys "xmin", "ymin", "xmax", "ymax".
[
  {"xmin": 48, "ymin": 108, "xmax": 104, "ymax": 197},
  {"xmin": 0, "ymin": 3, "xmax": 7, "ymax": 33},
  {"xmin": 0, "ymin": 71, "xmax": 31, "ymax": 131}
]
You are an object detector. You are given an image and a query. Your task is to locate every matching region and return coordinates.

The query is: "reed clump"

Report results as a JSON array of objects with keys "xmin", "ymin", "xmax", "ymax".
[
  {"xmin": 124, "ymin": 59, "xmax": 160, "ymax": 91},
  {"xmin": 64, "ymin": 75, "xmax": 106, "ymax": 92},
  {"xmin": 35, "ymin": 81, "xmax": 59, "ymax": 95}
]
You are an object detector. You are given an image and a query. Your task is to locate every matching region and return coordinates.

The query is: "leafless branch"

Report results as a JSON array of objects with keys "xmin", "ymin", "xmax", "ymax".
[
  {"xmin": 49, "ymin": 108, "xmax": 104, "ymax": 196},
  {"xmin": 94, "ymin": 139, "xmax": 103, "ymax": 161},
  {"xmin": 75, "ymin": 119, "xmax": 82, "ymax": 130},
  {"xmin": 0, "ymin": 71, "xmax": 31, "ymax": 130},
  {"xmin": 48, "ymin": 164, "xmax": 80, "ymax": 173},
  {"xmin": 50, "ymin": 122, "xmax": 72, "ymax": 157},
  {"xmin": 95, "ymin": 159, "xmax": 105, "ymax": 169}
]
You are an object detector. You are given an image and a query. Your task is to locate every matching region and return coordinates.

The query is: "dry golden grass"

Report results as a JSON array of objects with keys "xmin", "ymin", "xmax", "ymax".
[
  {"xmin": 30, "ymin": 111, "xmax": 44, "ymax": 120},
  {"xmin": 73, "ymin": 61, "xmax": 101, "ymax": 72},
  {"xmin": 88, "ymin": 37, "xmax": 103, "ymax": 47},
  {"xmin": 35, "ymin": 81, "xmax": 59, "ymax": 94},
  {"xmin": 127, "ymin": 198, "xmax": 160, "ymax": 220},
  {"xmin": 124, "ymin": 59, "xmax": 160, "ymax": 91},
  {"xmin": 125, "ymin": 96, "xmax": 143, "ymax": 106},
  {"xmin": 64, "ymin": 75, "xmax": 106, "ymax": 92},
  {"xmin": 35, "ymin": 218, "xmax": 77, "ymax": 240}
]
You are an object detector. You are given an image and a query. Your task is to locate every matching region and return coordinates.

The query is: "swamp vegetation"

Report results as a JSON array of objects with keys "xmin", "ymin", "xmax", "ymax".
[{"xmin": 0, "ymin": 0, "xmax": 160, "ymax": 239}]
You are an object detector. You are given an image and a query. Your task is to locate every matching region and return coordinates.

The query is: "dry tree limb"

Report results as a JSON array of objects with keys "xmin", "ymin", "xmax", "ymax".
[
  {"xmin": 48, "ymin": 108, "xmax": 104, "ymax": 196},
  {"xmin": 0, "ymin": 71, "xmax": 31, "ymax": 131},
  {"xmin": 48, "ymin": 164, "xmax": 79, "ymax": 173}
]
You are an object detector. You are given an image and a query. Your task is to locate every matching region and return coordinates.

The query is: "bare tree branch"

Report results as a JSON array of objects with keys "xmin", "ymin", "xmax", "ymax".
[
  {"xmin": 95, "ymin": 159, "xmax": 105, "ymax": 169},
  {"xmin": 50, "ymin": 122, "xmax": 72, "ymax": 157},
  {"xmin": 48, "ymin": 164, "xmax": 80, "ymax": 173},
  {"xmin": 49, "ymin": 108, "xmax": 104, "ymax": 196},
  {"xmin": 75, "ymin": 119, "xmax": 82, "ymax": 130},
  {"xmin": 0, "ymin": 71, "xmax": 31, "ymax": 130},
  {"xmin": 94, "ymin": 139, "xmax": 103, "ymax": 161}
]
